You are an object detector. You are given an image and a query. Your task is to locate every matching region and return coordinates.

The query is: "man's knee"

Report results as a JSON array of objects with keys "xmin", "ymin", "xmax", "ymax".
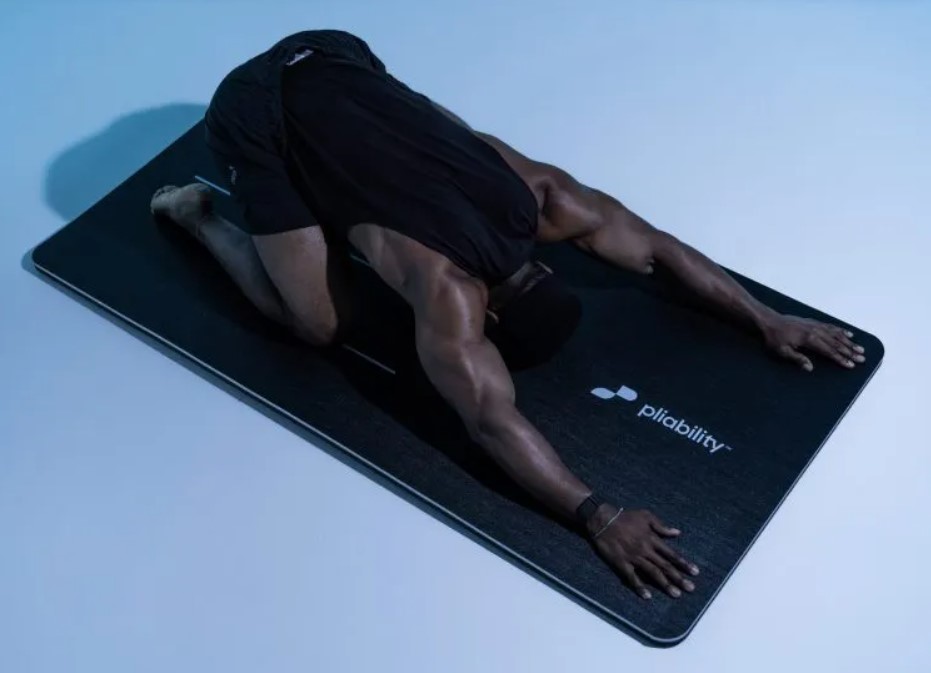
[
  {"xmin": 290, "ymin": 313, "xmax": 340, "ymax": 347},
  {"xmin": 286, "ymin": 305, "xmax": 344, "ymax": 348}
]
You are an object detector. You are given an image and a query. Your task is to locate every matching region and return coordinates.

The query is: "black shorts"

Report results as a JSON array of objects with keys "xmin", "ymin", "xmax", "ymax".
[
  {"xmin": 203, "ymin": 30, "xmax": 389, "ymax": 238},
  {"xmin": 205, "ymin": 30, "xmax": 538, "ymax": 283}
]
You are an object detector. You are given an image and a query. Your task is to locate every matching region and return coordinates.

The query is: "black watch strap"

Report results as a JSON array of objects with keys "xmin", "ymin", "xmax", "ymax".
[{"xmin": 575, "ymin": 493, "xmax": 603, "ymax": 528}]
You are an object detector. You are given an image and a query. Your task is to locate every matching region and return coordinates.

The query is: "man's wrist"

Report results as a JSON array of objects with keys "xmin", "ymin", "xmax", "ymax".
[
  {"xmin": 585, "ymin": 503, "xmax": 622, "ymax": 538},
  {"xmin": 750, "ymin": 302, "xmax": 781, "ymax": 335}
]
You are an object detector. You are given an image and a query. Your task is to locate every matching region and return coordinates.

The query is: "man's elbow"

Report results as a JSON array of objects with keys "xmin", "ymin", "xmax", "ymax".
[
  {"xmin": 649, "ymin": 229, "xmax": 686, "ymax": 267},
  {"xmin": 467, "ymin": 401, "xmax": 519, "ymax": 447},
  {"xmin": 575, "ymin": 222, "xmax": 659, "ymax": 276}
]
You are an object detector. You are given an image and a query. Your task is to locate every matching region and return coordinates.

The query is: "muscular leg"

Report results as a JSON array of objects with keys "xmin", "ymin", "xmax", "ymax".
[
  {"xmin": 151, "ymin": 183, "xmax": 352, "ymax": 346},
  {"xmin": 252, "ymin": 225, "xmax": 356, "ymax": 347}
]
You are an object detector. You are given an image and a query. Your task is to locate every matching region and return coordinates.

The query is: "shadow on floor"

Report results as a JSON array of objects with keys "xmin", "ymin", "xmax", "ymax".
[{"xmin": 43, "ymin": 103, "xmax": 207, "ymax": 222}]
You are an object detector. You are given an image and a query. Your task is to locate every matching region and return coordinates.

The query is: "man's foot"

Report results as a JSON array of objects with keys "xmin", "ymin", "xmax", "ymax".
[{"xmin": 150, "ymin": 183, "xmax": 213, "ymax": 240}]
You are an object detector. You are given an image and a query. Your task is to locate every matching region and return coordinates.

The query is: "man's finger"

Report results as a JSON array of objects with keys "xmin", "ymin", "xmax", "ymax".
[
  {"xmin": 648, "ymin": 514, "xmax": 681, "ymax": 537},
  {"xmin": 831, "ymin": 335, "xmax": 866, "ymax": 362},
  {"xmin": 820, "ymin": 331, "xmax": 859, "ymax": 362},
  {"xmin": 828, "ymin": 325, "xmax": 862, "ymax": 351},
  {"xmin": 779, "ymin": 344, "xmax": 813, "ymax": 372},
  {"xmin": 648, "ymin": 551, "xmax": 694, "ymax": 593},
  {"xmin": 619, "ymin": 562, "xmax": 651, "ymax": 600},
  {"xmin": 828, "ymin": 331, "xmax": 866, "ymax": 362},
  {"xmin": 811, "ymin": 334, "xmax": 855, "ymax": 368},
  {"xmin": 654, "ymin": 538, "xmax": 700, "ymax": 577},
  {"xmin": 636, "ymin": 558, "xmax": 680, "ymax": 598},
  {"xmin": 845, "ymin": 336, "xmax": 865, "ymax": 355}
]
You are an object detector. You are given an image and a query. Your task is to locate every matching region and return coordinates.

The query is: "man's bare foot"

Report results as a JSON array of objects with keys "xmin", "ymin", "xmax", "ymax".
[{"xmin": 150, "ymin": 183, "xmax": 213, "ymax": 240}]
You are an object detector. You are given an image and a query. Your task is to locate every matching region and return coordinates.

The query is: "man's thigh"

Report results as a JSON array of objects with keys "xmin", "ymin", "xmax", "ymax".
[{"xmin": 252, "ymin": 226, "xmax": 354, "ymax": 345}]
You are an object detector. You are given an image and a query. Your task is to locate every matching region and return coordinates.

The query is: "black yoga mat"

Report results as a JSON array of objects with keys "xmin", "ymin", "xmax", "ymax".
[{"xmin": 30, "ymin": 122, "xmax": 883, "ymax": 645}]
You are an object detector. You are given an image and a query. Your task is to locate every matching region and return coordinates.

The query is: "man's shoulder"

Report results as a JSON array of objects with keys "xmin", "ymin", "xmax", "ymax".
[{"xmin": 352, "ymin": 224, "xmax": 486, "ymax": 317}]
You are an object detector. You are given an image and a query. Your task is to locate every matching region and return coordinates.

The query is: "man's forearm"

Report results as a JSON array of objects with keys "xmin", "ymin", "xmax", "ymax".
[
  {"xmin": 415, "ymin": 281, "xmax": 598, "ymax": 530},
  {"xmin": 473, "ymin": 405, "xmax": 594, "ymax": 527},
  {"xmin": 598, "ymin": 193, "xmax": 779, "ymax": 333},
  {"xmin": 650, "ymin": 225, "xmax": 779, "ymax": 332}
]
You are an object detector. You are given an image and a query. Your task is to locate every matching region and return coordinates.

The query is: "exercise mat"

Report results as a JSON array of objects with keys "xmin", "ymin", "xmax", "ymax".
[{"xmin": 31, "ymin": 122, "xmax": 883, "ymax": 644}]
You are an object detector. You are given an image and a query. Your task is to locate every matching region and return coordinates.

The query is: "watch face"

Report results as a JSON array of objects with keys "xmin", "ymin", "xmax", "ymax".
[{"xmin": 577, "ymin": 495, "xmax": 601, "ymax": 522}]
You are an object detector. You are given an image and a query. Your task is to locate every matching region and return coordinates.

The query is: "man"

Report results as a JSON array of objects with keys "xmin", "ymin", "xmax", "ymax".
[{"xmin": 151, "ymin": 30, "xmax": 867, "ymax": 601}]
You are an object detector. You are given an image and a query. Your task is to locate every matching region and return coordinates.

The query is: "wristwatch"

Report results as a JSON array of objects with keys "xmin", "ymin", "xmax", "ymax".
[{"xmin": 575, "ymin": 493, "xmax": 603, "ymax": 529}]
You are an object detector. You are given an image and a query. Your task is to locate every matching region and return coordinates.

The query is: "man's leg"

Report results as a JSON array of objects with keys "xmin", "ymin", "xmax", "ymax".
[{"xmin": 151, "ymin": 183, "xmax": 352, "ymax": 346}]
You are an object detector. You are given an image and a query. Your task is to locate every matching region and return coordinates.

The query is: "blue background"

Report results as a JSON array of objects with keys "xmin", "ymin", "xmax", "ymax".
[{"xmin": 2, "ymin": 1, "xmax": 929, "ymax": 670}]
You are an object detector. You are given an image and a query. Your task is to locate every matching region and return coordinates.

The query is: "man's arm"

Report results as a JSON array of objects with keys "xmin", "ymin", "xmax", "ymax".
[
  {"xmin": 411, "ymin": 270, "xmax": 699, "ymax": 598},
  {"xmin": 592, "ymin": 197, "xmax": 778, "ymax": 326},
  {"xmin": 540, "ymin": 165, "xmax": 866, "ymax": 370},
  {"xmin": 413, "ymin": 272, "xmax": 591, "ymax": 522}
]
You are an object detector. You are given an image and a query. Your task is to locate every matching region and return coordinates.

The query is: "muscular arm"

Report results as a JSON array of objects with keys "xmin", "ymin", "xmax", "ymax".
[
  {"xmin": 537, "ymin": 164, "xmax": 865, "ymax": 369},
  {"xmin": 406, "ymin": 82, "xmax": 771, "ymax": 335},
  {"xmin": 412, "ymin": 271, "xmax": 593, "ymax": 526},
  {"xmin": 542, "ymin": 166, "xmax": 780, "ymax": 333},
  {"xmin": 410, "ymin": 268, "xmax": 701, "ymax": 595},
  {"xmin": 444, "ymin": 124, "xmax": 778, "ymax": 330}
]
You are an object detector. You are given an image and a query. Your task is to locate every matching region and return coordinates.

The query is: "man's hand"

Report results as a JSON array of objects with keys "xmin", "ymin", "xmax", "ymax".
[
  {"xmin": 588, "ymin": 505, "xmax": 700, "ymax": 599},
  {"xmin": 761, "ymin": 314, "xmax": 866, "ymax": 372}
]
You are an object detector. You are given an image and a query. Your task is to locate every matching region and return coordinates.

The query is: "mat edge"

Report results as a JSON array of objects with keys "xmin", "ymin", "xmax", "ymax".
[{"xmin": 31, "ymin": 258, "xmax": 677, "ymax": 646}]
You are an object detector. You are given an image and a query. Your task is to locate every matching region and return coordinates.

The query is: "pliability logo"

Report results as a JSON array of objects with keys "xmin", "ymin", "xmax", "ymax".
[{"xmin": 591, "ymin": 385, "xmax": 733, "ymax": 454}]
